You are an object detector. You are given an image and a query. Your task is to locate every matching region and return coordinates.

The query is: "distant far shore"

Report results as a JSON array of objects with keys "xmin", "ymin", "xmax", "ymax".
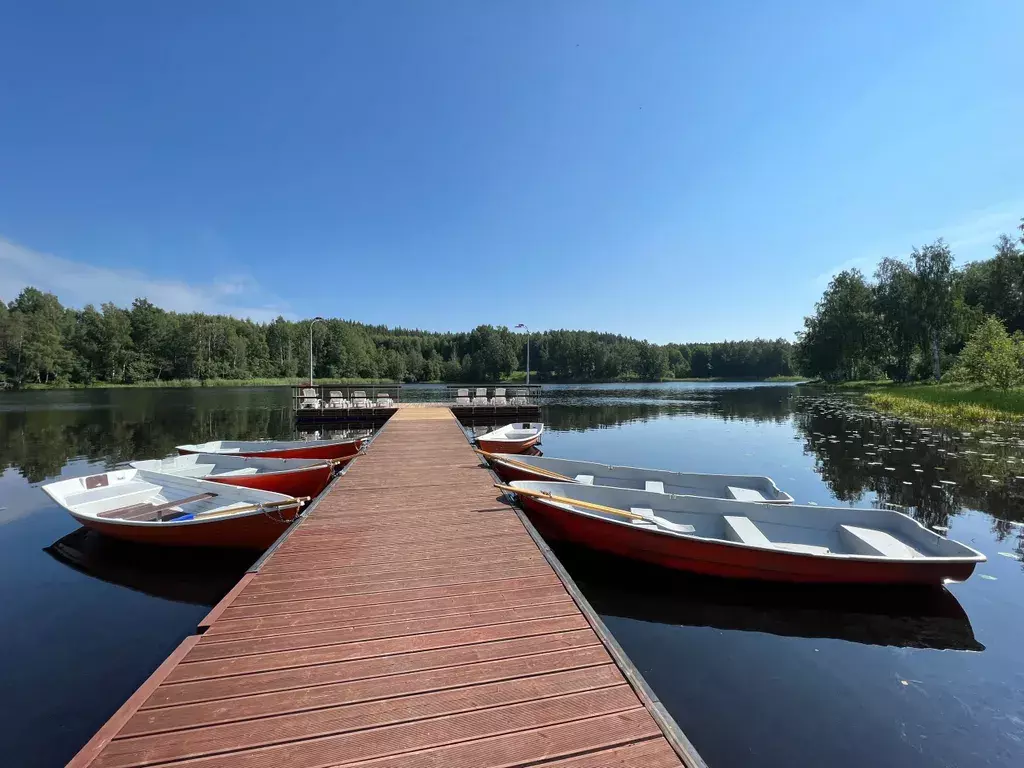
[{"xmin": 3, "ymin": 375, "xmax": 808, "ymax": 392}]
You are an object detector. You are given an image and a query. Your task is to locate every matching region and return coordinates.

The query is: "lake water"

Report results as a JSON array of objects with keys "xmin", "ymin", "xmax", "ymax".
[{"xmin": 2, "ymin": 383, "xmax": 1023, "ymax": 767}]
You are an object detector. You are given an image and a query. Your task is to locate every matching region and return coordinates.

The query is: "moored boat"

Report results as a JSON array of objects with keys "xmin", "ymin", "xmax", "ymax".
[
  {"xmin": 176, "ymin": 436, "xmax": 364, "ymax": 461},
  {"xmin": 480, "ymin": 451, "xmax": 793, "ymax": 503},
  {"xmin": 476, "ymin": 422, "xmax": 544, "ymax": 453},
  {"xmin": 131, "ymin": 453, "xmax": 335, "ymax": 498},
  {"xmin": 503, "ymin": 481, "xmax": 985, "ymax": 585},
  {"xmin": 42, "ymin": 469, "xmax": 305, "ymax": 549}
]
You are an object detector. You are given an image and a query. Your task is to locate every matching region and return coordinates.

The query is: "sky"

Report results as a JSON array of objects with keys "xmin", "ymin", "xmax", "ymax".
[{"xmin": 1, "ymin": 1, "xmax": 1022, "ymax": 343}]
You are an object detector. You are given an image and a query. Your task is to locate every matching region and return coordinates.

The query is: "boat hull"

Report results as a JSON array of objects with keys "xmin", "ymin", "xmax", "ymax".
[
  {"xmin": 205, "ymin": 462, "xmax": 334, "ymax": 498},
  {"xmin": 516, "ymin": 495, "xmax": 978, "ymax": 585},
  {"xmin": 489, "ymin": 460, "xmax": 562, "ymax": 484},
  {"xmin": 477, "ymin": 435, "xmax": 541, "ymax": 454},
  {"xmin": 69, "ymin": 509, "xmax": 299, "ymax": 550},
  {"xmin": 178, "ymin": 439, "xmax": 362, "ymax": 461}
]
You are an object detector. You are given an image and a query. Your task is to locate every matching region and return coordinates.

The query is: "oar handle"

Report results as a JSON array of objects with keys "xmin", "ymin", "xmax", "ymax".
[
  {"xmin": 495, "ymin": 483, "xmax": 642, "ymax": 521},
  {"xmin": 476, "ymin": 450, "xmax": 572, "ymax": 481},
  {"xmin": 193, "ymin": 496, "xmax": 310, "ymax": 519}
]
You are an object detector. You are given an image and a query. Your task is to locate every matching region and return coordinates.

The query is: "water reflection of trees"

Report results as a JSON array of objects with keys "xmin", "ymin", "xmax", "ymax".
[
  {"xmin": 0, "ymin": 392, "xmax": 295, "ymax": 482},
  {"xmin": 793, "ymin": 395, "xmax": 1024, "ymax": 532},
  {"xmin": 543, "ymin": 387, "xmax": 796, "ymax": 431}
]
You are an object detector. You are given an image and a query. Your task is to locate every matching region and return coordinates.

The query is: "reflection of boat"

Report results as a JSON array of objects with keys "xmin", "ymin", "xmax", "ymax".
[
  {"xmin": 482, "ymin": 451, "xmax": 793, "ymax": 503},
  {"xmin": 506, "ymin": 481, "xmax": 986, "ymax": 584},
  {"xmin": 476, "ymin": 422, "xmax": 544, "ymax": 453},
  {"xmin": 131, "ymin": 453, "xmax": 334, "ymax": 498},
  {"xmin": 42, "ymin": 469, "xmax": 303, "ymax": 549},
  {"xmin": 44, "ymin": 528, "xmax": 253, "ymax": 606},
  {"xmin": 555, "ymin": 544, "xmax": 984, "ymax": 652},
  {"xmin": 176, "ymin": 437, "xmax": 364, "ymax": 461}
]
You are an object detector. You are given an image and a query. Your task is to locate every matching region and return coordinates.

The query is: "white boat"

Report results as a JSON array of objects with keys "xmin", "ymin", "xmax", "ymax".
[
  {"xmin": 176, "ymin": 436, "xmax": 364, "ymax": 461},
  {"xmin": 482, "ymin": 452, "xmax": 792, "ymax": 503},
  {"xmin": 476, "ymin": 422, "xmax": 544, "ymax": 453},
  {"xmin": 504, "ymin": 481, "xmax": 986, "ymax": 585},
  {"xmin": 131, "ymin": 453, "xmax": 334, "ymax": 498},
  {"xmin": 42, "ymin": 469, "xmax": 304, "ymax": 549}
]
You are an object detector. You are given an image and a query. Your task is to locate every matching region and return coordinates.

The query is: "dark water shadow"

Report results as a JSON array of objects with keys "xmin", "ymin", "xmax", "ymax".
[
  {"xmin": 44, "ymin": 528, "xmax": 256, "ymax": 607},
  {"xmin": 554, "ymin": 543, "xmax": 983, "ymax": 652}
]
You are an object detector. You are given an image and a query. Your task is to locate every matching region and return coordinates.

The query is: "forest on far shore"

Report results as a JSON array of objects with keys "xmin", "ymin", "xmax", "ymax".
[{"xmin": 0, "ymin": 289, "xmax": 796, "ymax": 387}]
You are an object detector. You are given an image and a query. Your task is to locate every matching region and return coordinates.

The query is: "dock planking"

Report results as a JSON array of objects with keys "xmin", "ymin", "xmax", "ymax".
[{"xmin": 70, "ymin": 407, "xmax": 699, "ymax": 768}]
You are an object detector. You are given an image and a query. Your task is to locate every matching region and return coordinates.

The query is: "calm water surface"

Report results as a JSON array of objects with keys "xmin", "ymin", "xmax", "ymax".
[{"xmin": 1, "ymin": 383, "xmax": 1023, "ymax": 767}]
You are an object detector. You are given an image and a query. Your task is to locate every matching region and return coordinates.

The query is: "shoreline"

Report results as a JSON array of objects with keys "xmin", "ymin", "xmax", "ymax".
[{"xmin": 807, "ymin": 381, "xmax": 1024, "ymax": 425}]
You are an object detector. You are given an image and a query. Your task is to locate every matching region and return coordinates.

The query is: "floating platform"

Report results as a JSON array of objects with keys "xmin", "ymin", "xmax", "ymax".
[{"xmin": 69, "ymin": 407, "xmax": 702, "ymax": 768}]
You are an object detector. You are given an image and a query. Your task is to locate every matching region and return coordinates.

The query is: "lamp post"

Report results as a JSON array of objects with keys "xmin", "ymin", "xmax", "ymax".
[
  {"xmin": 309, "ymin": 316, "xmax": 324, "ymax": 386},
  {"xmin": 515, "ymin": 323, "xmax": 530, "ymax": 385}
]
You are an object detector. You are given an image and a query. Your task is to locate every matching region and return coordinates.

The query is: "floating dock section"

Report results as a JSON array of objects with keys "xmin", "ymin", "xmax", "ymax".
[{"xmin": 70, "ymin": 407, "xmax": 702, "ymax": 768}]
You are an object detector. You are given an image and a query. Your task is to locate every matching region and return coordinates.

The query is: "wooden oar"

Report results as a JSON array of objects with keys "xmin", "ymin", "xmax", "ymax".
[
  {"xmin": 494, "ymin": 483, "xmax": 643, "ymax": 522},
  {"xmin": 475, "ymin": 450, "xmax": 573, "ymax": 481},
  {"xmin": 192, "ymin": 496, "xmax": 310, "ymax": 521}
]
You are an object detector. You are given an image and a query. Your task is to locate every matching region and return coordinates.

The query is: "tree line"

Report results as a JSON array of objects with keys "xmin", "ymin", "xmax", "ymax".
[
  {"xmin": 796, "ymin": 218, "xmax": 1024, "ymax": 383},
  {"xmin": 0, "ymin": 290, "xmax": 797, "ymax": 387}
]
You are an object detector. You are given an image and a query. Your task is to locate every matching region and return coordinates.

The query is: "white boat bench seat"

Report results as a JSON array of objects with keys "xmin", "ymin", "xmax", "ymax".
[
  {"xmin": 645, "ymin": 480, "xmax": 665, "ymax": 493},
  {"xmin": 839, "ymin": 525, "xmax": 922, "ymax": 558},
  {"xmin": 575, "ymin": 474, "xmax": 595, "ymax": 485},
  {"xmin": 631, "ymin": 507, "xmax": 695, "ymax": 534},
  {"xmin": 723, "ymin": 515, "xmax": 773, "ymax": 548},
  {"xmin": 215, "ymin": 468, "xmax": 261, "ymax": 477},
  {"xmin": 775, "ymin": 542, "xmax": 831, "ymax": 555},
  {"xmin": 727, "ymin": 486, "xmax": 767, "ymax": 502},
  {"xmin": 65, "ymin": 481, "xmax": 157, "ymax": 508}
]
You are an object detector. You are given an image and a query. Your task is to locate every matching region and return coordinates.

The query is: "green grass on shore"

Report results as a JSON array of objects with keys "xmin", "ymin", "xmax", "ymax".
[{"xmin": 862, "ymin": 384, "xmax": 1024, "ymax": 425}]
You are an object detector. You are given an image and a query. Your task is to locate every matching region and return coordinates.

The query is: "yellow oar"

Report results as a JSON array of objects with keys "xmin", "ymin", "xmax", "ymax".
[
  {"xmin": 192, "ymin": 496, "xmax": 310, "ymax": 521},
  {"xmin": 495, "ymin": 483, "xmax": 643, "ymax": 522},
  {"xmin": 475, "ymin": 450, "xmax": 573, "ymax": 481}
]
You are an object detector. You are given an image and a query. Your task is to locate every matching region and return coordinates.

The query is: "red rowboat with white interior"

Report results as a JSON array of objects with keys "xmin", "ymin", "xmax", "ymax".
[
  {"xmin": 176, "ymin": 437, "xmax": 364, "ymax": 461},
  {"xmin": 131, "ymin": 453, "xmax": 334, "ymax": 499},
  {"xmin": 481, "ymin": 451, "xmax": 793, "ymax": 503},
  {"xmin": 476, "ymin": 423, "xmax": 543, "ymax": 454},
  {"xmin": 43, "ymin": 469, "xmax": 305, "ymax": 549},
  {"xmin": 505, "ymin": 481, "xmax": 985, "ymax": 585}
]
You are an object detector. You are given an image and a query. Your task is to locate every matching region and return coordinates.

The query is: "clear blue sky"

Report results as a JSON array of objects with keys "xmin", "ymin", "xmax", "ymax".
[{"xmin": 1, "ymin": 1, "xmax": 1021, "ymax": 342}]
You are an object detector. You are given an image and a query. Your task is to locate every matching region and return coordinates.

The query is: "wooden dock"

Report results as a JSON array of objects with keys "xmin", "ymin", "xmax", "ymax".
[{"xmin": 70, "ymin": 408, "xmax": 702, "ymax": 768}]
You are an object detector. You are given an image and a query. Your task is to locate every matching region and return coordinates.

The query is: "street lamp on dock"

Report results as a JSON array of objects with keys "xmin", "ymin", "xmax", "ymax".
[
  {"xmin": 309, "ymin": 316, "xmax": 324, "ymax": 386},
  {"xmin": 515, "ymin": 323, "xmax": 530, "ymax": 385}
]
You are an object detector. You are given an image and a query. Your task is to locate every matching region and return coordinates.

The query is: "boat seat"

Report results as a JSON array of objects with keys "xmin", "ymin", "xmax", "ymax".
[
  {"xmin": 215, "ymin": 468, "xmax": 260, "ymax": 477},
  {"xmin": 723, "ymin": 515, "xmax": 773, "ymax": 548},
  {"xmin": 839, "ymin": 525, "xmax": 922, "ymax": 559},
  {"xmin": 727, "ymin": 486, "xmax": 767, "ymax": 502},
  {"xmin": 644, "ymin": 480, "xmax": 665, "ymax": 494},
  {"xmin": 774, "ymin": 542, "xmax": 830, "ymax": 555},
  {"xmin": 574, "ymin": 474, "xmax": 594, "ymax": 485},
  {"xmin": 631, "ymin": 508, "xmax": 695, "ymax": 534}
]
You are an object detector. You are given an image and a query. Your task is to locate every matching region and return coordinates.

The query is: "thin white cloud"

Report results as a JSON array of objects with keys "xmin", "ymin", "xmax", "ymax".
[
  {"xmin": 0, "ymin": 238, "xmax": 294, "ymax": 322},
  {"xmin": 813, "ymin": 200, "xmax": 1024, "ymax": 289}
]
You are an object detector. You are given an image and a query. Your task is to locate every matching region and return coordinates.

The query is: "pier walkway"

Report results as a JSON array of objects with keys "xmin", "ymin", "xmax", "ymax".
[{"xmin": 70, "ymin": 408, "xmax": 699, "ymax": 767}]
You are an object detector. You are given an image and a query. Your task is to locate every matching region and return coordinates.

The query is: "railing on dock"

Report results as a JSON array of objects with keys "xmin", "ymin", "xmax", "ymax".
[
  {"xmin": 445, "ymin": 383, "xmax": 542, "ymax": 407},
  {"xmin": 292, "ymin": 384, "xmax": 401, "ymax": 414}
]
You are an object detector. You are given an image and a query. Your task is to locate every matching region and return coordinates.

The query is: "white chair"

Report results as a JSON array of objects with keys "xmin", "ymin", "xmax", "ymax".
[
  {"xmin": 352, "ymin": 390, "xmax": 371, "ymax": 408},
  {"xmin": 376, "ymin": 393, "xmax": 394, "ymax": 407},
  {"xmin": 472, "ymin": 387, "xmax": 488, "ymax": 405},
  {"xmin": 455, "ymin": 388, "xmax": 471, "ymax": 406},
  {"xmin": 299, "ymin": 387, "xmax": 321, "ymax": 409},
  {"xmin": 511, "ymin": 389, "xmax": 528, "ymax": 405},
  {"xmin": 491, "ymin": 387, "xmax": 507, "ymax": 405},
  {"xmin": 325, "ymin": 390, "xmax": 350, "ymax": 409}
]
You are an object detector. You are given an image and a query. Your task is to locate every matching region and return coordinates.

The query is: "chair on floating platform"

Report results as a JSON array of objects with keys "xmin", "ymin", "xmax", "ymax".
[
  {"xmin": 472, "ymin": 387, "xmax": 489, "ymax": 405},
  {"xmin": 491, "ymin": 387, "xmax": 507, "ymax": 406},
  {"xmin": 455, "ymin": 388, "xmax": 471, "ymax": 406},
  {"xmin": 511, "ymin": 389, "xmax": 529, "ymax": 405},
  {"xmin": 299, "ymin": 388, "xmax": 322, "ymax": 409},
  {"xmin": 325, "ymin": 390, "xmax": 350, "ymax": 409},
  {"xmin": 351, "ymin": 390, "xmax": 371, "ymax": 408},
  {"xmin": 376, "ymin": 393, "xmax": 394, "ymax": 407}
]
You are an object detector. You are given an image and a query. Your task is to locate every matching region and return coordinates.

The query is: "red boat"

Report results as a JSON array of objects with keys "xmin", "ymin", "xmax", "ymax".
[
  {"xmin": 475, "ymin": 423, "xmax": 544, "ymax": 454},
  {"xmin": 131, "ymin": 454, "xmax": 335, "ymax": 498},
  {"xmin": 505, "ymin": 481, "xmax": 986, "ymax": 585},
  {"xmin": 176, "ymin": 437, "xmax": 364, "ymax": 461},
  {"xmin": 42, "ymin": 469, "xmax": 306, "ymax": 549}
]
